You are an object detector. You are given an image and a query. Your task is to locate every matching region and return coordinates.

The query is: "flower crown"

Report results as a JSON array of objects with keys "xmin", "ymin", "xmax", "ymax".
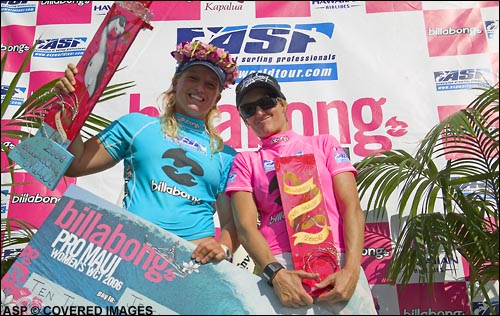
[{"xmin": 171, "ymin": 41, "xmax": 239, "ymax": 89}]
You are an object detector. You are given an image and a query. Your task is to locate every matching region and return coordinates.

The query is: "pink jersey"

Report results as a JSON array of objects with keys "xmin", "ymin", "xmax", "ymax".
[{"xmin": 225, "ymin": 129, "xmax": 357, "ymax": 255}]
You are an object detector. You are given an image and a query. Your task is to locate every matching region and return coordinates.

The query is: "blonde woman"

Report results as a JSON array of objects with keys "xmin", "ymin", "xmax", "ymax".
[{"xmin": 56, "ymin": 41, "xmax": 239, "ymax": 264}]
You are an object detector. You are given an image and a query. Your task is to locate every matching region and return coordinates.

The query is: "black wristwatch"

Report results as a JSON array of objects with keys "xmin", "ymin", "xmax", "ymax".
[{"xmin": 262, "ymin": 262, "xmax": 285, "ymax": 286}]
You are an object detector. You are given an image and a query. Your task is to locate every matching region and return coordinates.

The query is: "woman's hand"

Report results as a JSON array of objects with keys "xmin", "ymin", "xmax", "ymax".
[
  {"xmin": 191, "ymin": 238, "xmax": 230, "ymax": 264},
  {"xmin": 315, "ymin": 266, "xmax": 360, "ymax": 303},
  {"xmin": 54, "ymin": 63, "xmax": 78, "ymax": 93},
  {"xmin": 272, "ymin": 269, "xmax": 318, "ymax": 308}
]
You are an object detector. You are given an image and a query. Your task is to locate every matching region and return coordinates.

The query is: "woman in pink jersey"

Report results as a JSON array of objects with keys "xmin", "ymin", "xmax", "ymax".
[{"xmin": 225, "ymin": 73, "xmax": 377, "ymax": 314}]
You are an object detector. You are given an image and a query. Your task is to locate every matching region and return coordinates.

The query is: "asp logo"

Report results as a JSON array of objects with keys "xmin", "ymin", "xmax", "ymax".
[
  {"xmin": 177, "ymin": 23, "xmax": 335, "ymax": 55},
  {"xmin": 1, "ymin": 85, "xmax": 24, "ymax": 96},
  {"xmin": 34, "ymin": 37, "xmax": 87, "ymax": 58},
  {"xmin": 1, "ymin": 85, "xmax": 26, "ymax": 106},
  {"xmin": 434, "ymin": 69, "xmax": 487, "ymax": 82},
  {"xmin": 434, "ymin": 68, "xmax": 490, "ymax": 91},
  {"xmin": 36, "ymin": 37, "xmax": 87, "ymax": 50},
  {"xmin": 1, "ymin": 1, "xmax": 36, "ymax": 13}
]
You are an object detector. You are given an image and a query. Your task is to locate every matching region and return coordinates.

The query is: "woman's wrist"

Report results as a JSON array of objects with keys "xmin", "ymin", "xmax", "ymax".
[
  {"xmin": 262, "ymin": 262, "xmax": 285, "ymax": 286},
  {"xmin": 220, "ymin": 244, "xmax": 232, "ymax": 261}
]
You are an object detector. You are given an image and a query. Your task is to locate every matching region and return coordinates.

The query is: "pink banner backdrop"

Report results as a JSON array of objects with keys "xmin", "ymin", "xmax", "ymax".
[{"xmin": 1, "ymin": 1, "xmax": 498, "ymax": 314}]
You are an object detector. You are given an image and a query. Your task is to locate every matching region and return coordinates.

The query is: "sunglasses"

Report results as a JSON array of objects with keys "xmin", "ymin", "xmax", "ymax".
[{"xmin": 239, "ymin": 96, "xmax": 279, "ymax": 119}]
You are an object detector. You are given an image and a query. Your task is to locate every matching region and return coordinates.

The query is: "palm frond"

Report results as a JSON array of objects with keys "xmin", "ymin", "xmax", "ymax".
[
  {"xmin": 0, "ymin": 217, "xmax": 37, "ymax": 277},
  {"xmin": 354, "ymin": 83, "xmax": 499, "ymax": 306}
]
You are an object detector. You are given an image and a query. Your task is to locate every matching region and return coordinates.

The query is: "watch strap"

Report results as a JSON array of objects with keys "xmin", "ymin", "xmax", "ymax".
[{"xmin": 263, "ymin": 262, "xmax": 285, "ymax": 286}]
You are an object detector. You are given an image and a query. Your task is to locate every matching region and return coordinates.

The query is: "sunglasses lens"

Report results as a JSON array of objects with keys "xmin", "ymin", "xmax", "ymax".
[
  {"xmin": 240, "ymin": 97, "xmax": 278, "ymax": 118},
  {"xmin": 260, "ymin": 98, "xmax": 278, "ymax": 110}
]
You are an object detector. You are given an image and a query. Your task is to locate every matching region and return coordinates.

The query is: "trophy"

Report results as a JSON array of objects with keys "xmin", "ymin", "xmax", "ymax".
[
  {"xmin": 274, "ymin": 154, "xmax": 340, "ymax": 297},
  {"xmin": 9, "ymin": 1, "xmax": 154, "ymax": 190}
]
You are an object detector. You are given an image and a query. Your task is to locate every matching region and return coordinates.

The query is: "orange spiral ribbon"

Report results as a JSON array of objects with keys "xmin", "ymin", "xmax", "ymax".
[
  {"xmin": 281, "ymin": 172, "xmax": 329, "ymax": 246},
  {"xmin": 281, "ymin": 171, "xmax": 340, "ymax": 282}
]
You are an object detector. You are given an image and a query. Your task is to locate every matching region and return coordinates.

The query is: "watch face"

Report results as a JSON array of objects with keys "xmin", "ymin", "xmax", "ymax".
[{"xmin": 263, "ymin": 262, "xmax": 284, "ymax": 285}]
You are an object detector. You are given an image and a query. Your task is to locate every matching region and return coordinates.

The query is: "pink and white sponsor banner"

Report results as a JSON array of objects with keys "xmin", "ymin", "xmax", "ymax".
[
  {"xmin": 7, "ymin": 172, "xmax": 76, "ymax": 228},
  {"xmin": 362, "ymin": 221, "xmax": 393, "ymax": 285},
  {"xmin": 1, "ymin": 1, "xmax": 498, "ymax": 314},
  {"xmin": 397, "ymin": 282, "xmax": 470, "ymax": 315}
]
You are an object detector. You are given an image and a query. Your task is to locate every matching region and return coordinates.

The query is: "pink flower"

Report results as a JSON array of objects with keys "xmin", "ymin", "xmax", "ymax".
[
  {"xmin": 19, "ymin": 245, "xmax": 39, "ymax": 265},
  {"xmin": 9, "ymin": 286, "xmax": 31, "ymax": 300},
  {"xmin": 2, "ymin": 262, "xmax": 31, "ymax": 289},
  {"xmin": 30, "ymin": 297, "xmax": 43, "ymax": 309},
  {"xmin": 171, "ymin": 41, "xmax": 239, "ymax": 88}
]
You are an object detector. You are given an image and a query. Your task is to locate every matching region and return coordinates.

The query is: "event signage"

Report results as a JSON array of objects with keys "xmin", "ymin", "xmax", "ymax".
[{"xmin": 0, "ymin": 184, "xmax": 336, "ymax": 315}]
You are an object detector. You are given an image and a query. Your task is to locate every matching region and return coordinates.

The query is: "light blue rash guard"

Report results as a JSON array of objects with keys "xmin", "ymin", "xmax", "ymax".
[{"xmin": 97, "ymin": 112, "xmax": 236, "ymax": 240}]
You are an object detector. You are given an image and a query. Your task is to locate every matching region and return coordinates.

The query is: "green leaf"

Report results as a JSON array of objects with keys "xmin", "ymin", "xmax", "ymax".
[{"xmin": 354, "ymin": 83, "xmax": 499, "ymax": 305}]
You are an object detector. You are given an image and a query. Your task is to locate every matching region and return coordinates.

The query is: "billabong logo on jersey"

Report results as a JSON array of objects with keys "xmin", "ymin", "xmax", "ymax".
[
  {"xmin": 433, "ymin": 68, "xmax": 490, "ymax": 91},
  {"xmin": 269, "ymin": 136, "xmax": 289, "ymax": 145},
  {"xmin": 268, "ymin": 175, "xmax": 281, "ymax": 206},
  {"xmin": 177, "ymin": 115, "xmax": 201, "ymax": 130},
  {"xmin": 151, "ymin": 180, "xmax": 201, "ymax": 204},
  {"xmin": 162, "ymin": 148, "xmax": 203, "ymax": 187},
  {"xmin": 158, "ymin": 148, "xmax": 204, "ymax": 204}
]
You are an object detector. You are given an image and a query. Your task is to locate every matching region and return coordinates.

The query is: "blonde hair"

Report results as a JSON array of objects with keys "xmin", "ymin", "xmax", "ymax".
[{"xmin": 159, "ymin": 72, "xmax": 224, "ymax": 154}]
